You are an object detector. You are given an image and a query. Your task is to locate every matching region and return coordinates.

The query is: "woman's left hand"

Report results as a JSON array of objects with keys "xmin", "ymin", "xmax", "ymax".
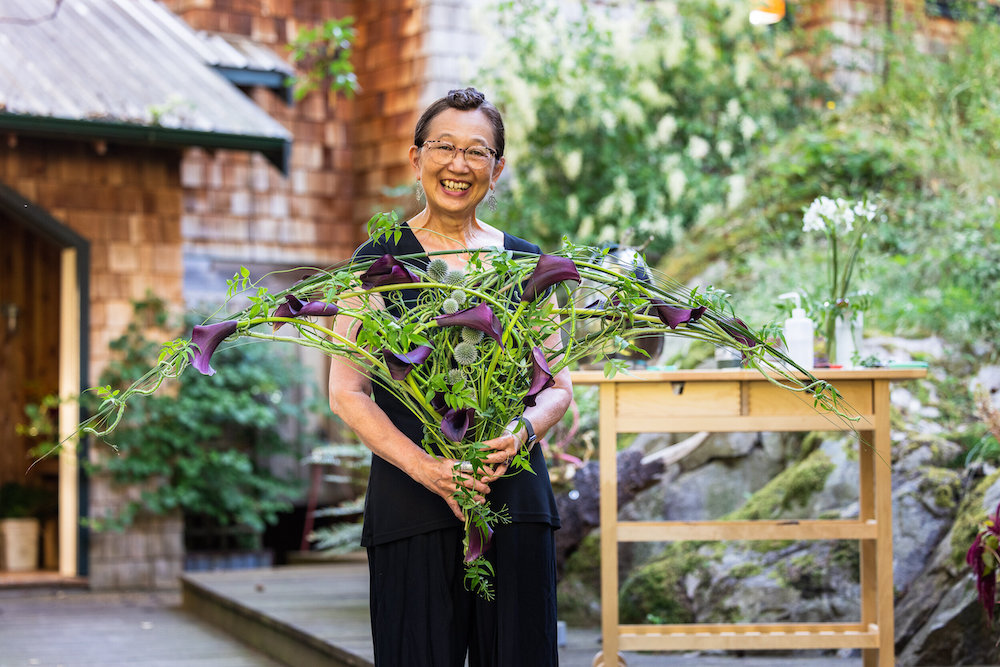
[{"xmin": 479, "ymin": 430, "xmax": 521, "ymax": 484}]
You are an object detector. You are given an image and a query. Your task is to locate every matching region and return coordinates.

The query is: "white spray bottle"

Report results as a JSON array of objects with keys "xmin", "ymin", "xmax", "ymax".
[{"xmin": 778, "ymin": 292, "xmax": 814, "ymax": 370}]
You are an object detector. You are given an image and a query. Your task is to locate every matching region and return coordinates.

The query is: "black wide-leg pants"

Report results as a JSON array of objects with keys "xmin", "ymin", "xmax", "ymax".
[{"xmin": 366, "ymin": 523, "xmax": 559, "ymax": 667}]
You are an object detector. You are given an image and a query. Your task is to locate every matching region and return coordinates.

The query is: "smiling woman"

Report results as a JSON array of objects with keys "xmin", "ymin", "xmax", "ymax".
[{"xmin": 328, "ymin": 87, "xmax": 567, "ymax": 667}]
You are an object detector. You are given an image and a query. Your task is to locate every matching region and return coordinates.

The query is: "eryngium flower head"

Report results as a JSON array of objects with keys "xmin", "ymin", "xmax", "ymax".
[
  {"xmin": 450, "ymin": 289, "xmax": 467, "ymax": 306},
  {"xmin": 443, "ymin": 270, "xmax": 465, "ymax": 286},
  {"xmin": 442, "ymin": 298, "xmax": 460, "ymax": 314},
  {"xmin": 453, "ymin": 342, "xmax": 479, "ymax": 366},
  {"xmin": 461, "ymin": 327, "xmax": 484, "ymax": 344},
  {"xmin": 427, "ymin": 259, "xmax": 449, "ymax": 281},
  {"xmin": 520, "ymin": 255, "xmax": 581, "ymax": 303},
  {"xmin": 360, "ymin": 254, "xmax": 420, "ymax": 289},
  {"xmin": 435, "ymin": 303, "xmax": 504, "ymax": 349},
  {"xmin": 447, "ymin": 368, "xmax": 465, "ymax": 384},
  {"xmin": 190, "ymin": 321, "xmax": 239, "ymax": 376},
  {"xmin": 382, "ymin": 345, "xmax": 433, "ymax": 381}
]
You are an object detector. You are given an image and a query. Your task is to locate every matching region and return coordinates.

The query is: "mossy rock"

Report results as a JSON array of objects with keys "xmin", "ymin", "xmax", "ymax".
[
  {"xmin": 725, "ymin": 448, "xmax": 835, "ymax": 521},
  {"xmin": 918, "ymin": 467, "xmax": 962, "ymax": 512},
  {"xmin": 618, "ymin": 542, "xmax": 704, "ymax": 624}
]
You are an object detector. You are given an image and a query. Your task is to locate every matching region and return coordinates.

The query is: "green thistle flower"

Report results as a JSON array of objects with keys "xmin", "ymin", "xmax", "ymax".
[
  {"xmin": 461, "ymin": 327, "xmax": 484, "ymax": 344},
  {"xmin": 428, "ymin": 259, "xmax": 449, "ymax": 281},
  {"xmin": 447, "ymin": 368, "xmax": 465, "ymax": 384},
  {"xmin": 444, "ymin": 270, "xmax": 465, "ymax": 286},
  {"xmin": 442, "ymin": 298, "xmax": 460, "ymax": 314},
  {"xmin": 450, "ymin": 289, "xmax": 467, "ymax": 306},
  {"xmin": 453, "ymin": 341, "xmax": 479, "ymax": 365}
]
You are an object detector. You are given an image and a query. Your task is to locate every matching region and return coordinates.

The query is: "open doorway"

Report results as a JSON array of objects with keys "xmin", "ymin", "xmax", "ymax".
[{"xmin": 0, "ymin": 185, "xmax": 87, "ymax": 585}]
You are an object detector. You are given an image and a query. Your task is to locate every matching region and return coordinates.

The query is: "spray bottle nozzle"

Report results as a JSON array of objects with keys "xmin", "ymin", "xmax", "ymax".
[{"xmin": 778, "ymin": 292, "xmax": 806, "ymax": 317}]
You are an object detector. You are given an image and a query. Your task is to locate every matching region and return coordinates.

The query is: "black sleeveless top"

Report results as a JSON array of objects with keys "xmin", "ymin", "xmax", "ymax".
[{"xmin": 352, "ymin": 224, "xmax": 561, "ymax": 546}]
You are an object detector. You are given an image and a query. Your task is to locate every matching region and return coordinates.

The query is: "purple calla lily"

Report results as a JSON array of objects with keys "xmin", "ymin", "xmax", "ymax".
[
  {"xmin": 441, "ymin": 407, "xmax": 476, "ymax": 443},
  {"xmin": 967, "ymin": 501, "xmax": 1000, "ymax": 624},
  {"xmin": 360, "ymin": 254, "xmax": 420, "ymax": 289},
  {"xmin": 435, "ymin": 303, "xmax": 504, "ymax": 348},
  {"xmin": 648, "ymin": 299, "xmax": 707, "ymax": 329},
  {"xmin": 523, "ymin": 346, "xmax": 555, "ymax": 407},
  {"xmin": 719, "ymin": 316, "xmax": 759, "ymax": 350},
  {"xmin": 430, "ymin": 391, "xmax": 449, "ymax": 416},
  {"xmin": 190, "ymin": 320, "xmax": 238, "ymax": 376},
  {"xmin": 464, "ymin": 522, "xmax": 495, "ymax": 563},
  {"xmin": 382, "ymin": 345, "xmax": 433, "ymax": 381},
  {"xmin": 520, "ymin": 254, "xmax": 581, "ymax": 303},
  {"xmin": 272, "ymin": 295, "xmax": 338, "ymax": 331}
]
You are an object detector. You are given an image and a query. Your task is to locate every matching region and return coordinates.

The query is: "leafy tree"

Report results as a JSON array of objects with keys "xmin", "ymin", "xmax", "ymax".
[{"xmin": 476, "ymin": 0, "xmax": 831, "ymax": 257}]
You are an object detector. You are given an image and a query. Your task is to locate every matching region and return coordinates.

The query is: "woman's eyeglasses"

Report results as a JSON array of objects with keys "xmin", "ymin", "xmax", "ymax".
[{"xmin": 421, "ymin": 140, "xmax": 498, "ymax": 169}]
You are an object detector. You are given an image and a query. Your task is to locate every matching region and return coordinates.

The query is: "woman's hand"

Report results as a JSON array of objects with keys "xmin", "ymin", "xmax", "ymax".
[
  {"xmin": 411, "ymin": 453, "xmax": 492, "ymax": 521},
  {"xmin": 479, "ymin": 429, "xmax": 523, "ymax": 484}
]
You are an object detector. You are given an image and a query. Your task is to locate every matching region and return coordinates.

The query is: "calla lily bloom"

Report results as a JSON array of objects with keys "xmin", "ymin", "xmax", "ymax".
[
  {"xmin": 719, "ymin": 316, "xmax": 759, "ymax": 350},
  {"xmin": 360, "ymin": 254, "xmax": 420, "ymax": 289},
  {"xmin": 190, "ymin": 320, "xmax": 239, "ymax": 376},
  {"xmin": 464, "ymin": 522, "xmax": 494, "ymax": 563},
  {"xmin": 382, "ymin": 345, "xmax": 433, "ymax": 381},
  {"xmin": 523, "ymin": 346, "xmax": 555, "ymax": 406},
  {"xmin": 272, "ymin": 294, "xmax": 338, "ymax": 331},
  {"xmin": 441, "ymin": 407, "xmax": 476, "ymax": 443},
  {"xmin": 648, "ymin": 299, "xmax": 707, "ymax": 329},
  {"xmin": 967, "ymin": 501, "xmax": 1000, "ymax": 624},
  {"xmin": 435, "ymin": 303, "xmax": 504, "ymax": 348},
  {"xmin": 520, "ymin": 254, "xmax": 581, "ymax": 303},
  {"xmin": 430, "ymin": 391, "xmax": 449, "ymax": 416}
]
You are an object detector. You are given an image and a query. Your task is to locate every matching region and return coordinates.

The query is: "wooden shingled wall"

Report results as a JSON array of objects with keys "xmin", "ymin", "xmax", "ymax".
[{"xmin": 165, "ymin": 0, "xmax": 428, "ymax": 273}]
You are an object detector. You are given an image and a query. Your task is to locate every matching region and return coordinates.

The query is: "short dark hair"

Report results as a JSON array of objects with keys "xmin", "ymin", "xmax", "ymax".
[{"xmin": 413, "ymin": 87, "xmax": 505, "ymax": 158}]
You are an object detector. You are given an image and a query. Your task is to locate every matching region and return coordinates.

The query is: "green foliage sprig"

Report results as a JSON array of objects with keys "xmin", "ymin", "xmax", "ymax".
[{"xmin": 287, "ymin": 16, "xmax": 359, "ymax": 101}]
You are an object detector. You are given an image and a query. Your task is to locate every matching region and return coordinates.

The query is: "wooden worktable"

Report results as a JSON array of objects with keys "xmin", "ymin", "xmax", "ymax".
[{"xmin": 570, "ymin": 367, "xmax": 927, "ymax": 667}]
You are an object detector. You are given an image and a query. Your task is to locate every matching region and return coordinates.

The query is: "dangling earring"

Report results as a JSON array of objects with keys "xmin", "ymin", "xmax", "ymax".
[
  {"xmin": 487, "ymin": 188, "xmax": 498, "ymax": 213},
  {"xmin": 416, "ymin": 181, "xmax": 425, "ymax": 203}
]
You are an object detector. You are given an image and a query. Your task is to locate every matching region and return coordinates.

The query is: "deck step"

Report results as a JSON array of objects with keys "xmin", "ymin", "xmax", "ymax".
[{"xmin": 181, "ymin": 561, "xmax": 373, "ymax": 667}]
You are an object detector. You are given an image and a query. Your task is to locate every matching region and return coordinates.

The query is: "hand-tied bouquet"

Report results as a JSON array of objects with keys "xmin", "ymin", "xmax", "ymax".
[{"xmin": 78, "ymin": 213, "xmax": 850, "ymax": 599}]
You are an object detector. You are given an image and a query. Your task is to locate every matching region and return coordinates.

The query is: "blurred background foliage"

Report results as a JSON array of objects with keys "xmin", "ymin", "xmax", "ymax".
[{"xmin": 478, "ymin": 0, "xmax": 1000, "ymax": 360}]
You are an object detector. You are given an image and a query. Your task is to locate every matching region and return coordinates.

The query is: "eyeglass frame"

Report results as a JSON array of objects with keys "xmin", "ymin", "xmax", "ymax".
[{"xmin": 419, "ymin": 140, "xmax": 499, "ymax": 166}]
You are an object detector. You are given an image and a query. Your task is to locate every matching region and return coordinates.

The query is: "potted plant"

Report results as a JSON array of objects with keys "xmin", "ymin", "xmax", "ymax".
[
  {"xmin": 0, "ymin": 482, "xmax": 48, "ymax": 571},
  {"xmin": 83, "ymin": 296, "xmax": 313, "ymax": 568}
]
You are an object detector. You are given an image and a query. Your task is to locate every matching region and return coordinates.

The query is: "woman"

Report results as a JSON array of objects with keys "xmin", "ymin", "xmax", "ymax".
[{"xmin": 328, "ymin": 87, "xmax": 572, "ymax": 666}]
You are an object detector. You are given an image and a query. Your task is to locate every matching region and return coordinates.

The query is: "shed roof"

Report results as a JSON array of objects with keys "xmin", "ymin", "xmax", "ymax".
[{"xmin": 0, "ymin": 0, "xmax": 293, "ymax": 172}]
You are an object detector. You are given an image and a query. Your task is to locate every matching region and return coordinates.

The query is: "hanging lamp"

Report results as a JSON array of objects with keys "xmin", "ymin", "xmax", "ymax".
[{"xmin": 749, "ymin": 0, "xmax": 785, "ymax": 25}]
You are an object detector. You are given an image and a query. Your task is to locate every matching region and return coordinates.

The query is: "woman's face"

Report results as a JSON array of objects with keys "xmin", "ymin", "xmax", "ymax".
[{"xmin": 410, "ymin": 108, "xmax": 505, "ymax": 219}]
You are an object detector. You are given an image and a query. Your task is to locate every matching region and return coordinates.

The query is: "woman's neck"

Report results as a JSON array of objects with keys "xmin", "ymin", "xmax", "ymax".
[{"xmin": 408, "ymin": 208, "xmax": 494, "ymax": 252}]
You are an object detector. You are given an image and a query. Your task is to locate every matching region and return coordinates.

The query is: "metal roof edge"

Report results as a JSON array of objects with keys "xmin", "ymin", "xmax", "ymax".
[{"xmin": 0, "ymin": 113, "xmax": 291, "ymax": 175}]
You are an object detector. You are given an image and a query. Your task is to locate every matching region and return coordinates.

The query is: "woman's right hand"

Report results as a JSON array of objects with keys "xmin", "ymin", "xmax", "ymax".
[{"xmin": 411, "ymin": 453, "xmax": 491, "ymax": 521}]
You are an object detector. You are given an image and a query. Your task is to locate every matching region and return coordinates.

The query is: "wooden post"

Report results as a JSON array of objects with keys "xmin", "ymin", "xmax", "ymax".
[{"xmin": 58, "ymin": 248, "xmax": 80, "ymax": 577}]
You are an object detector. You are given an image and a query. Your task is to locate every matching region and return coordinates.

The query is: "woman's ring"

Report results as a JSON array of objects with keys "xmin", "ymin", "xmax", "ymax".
[{"xmin": 458, "ymin": 461, "xmax": 473, "ymax": 474}]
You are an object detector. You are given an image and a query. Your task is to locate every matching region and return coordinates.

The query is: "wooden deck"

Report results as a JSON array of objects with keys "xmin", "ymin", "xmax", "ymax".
[{"xmin": 1, "ymin": 558, "xmax": 862, "ymax": 666}]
